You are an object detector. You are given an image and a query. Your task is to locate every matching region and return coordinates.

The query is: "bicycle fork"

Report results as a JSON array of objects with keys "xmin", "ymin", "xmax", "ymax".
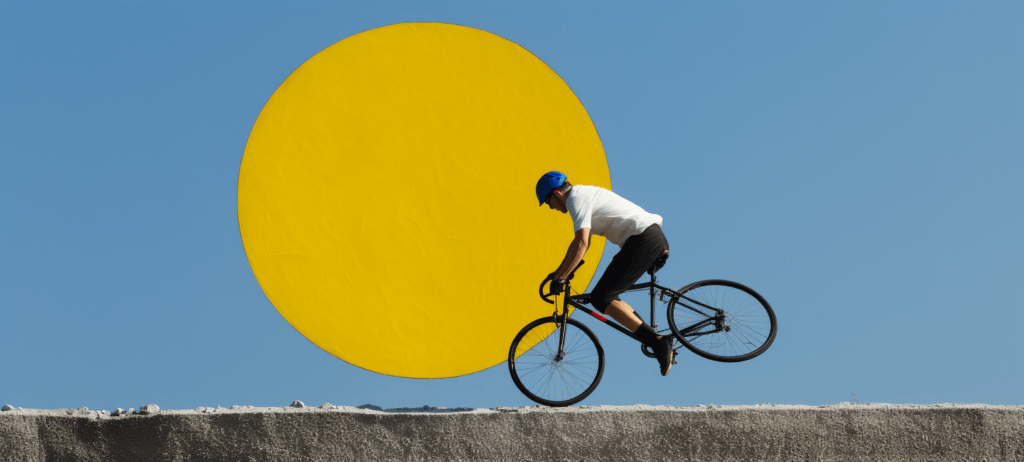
[{"xmin": 554, "ymin": 293, "xmax": 570, "ymax": 362}]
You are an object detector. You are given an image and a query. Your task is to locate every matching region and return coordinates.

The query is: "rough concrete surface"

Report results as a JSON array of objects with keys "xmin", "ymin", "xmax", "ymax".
[{"xmin": 1, "ymin": 403, "xmax": 1022, "ymax": 461}]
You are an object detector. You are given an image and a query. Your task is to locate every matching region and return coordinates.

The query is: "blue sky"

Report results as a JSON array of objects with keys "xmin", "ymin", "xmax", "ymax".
[{"xmin": 2, "ymin": 1, "xmax": 1021, "ymax": 411}]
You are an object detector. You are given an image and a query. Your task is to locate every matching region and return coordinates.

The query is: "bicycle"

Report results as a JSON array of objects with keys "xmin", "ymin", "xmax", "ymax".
[{"xmin": 507, "ymin": 256, "xmax": 777, "ymax": 407}]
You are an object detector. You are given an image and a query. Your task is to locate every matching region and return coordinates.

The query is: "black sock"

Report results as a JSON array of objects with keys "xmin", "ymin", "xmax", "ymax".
[{"xmin": 634, "ymin": 323, "xmax": 661, "ymax": 349}]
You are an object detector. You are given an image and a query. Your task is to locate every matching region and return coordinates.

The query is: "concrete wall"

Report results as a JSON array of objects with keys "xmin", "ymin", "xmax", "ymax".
[{"xmin": 2, "ymin": 404, "xmax": 1022, "ymax": 461}]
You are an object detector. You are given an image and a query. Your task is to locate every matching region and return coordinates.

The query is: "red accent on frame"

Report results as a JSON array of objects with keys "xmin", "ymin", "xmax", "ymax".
[{"xmin": 591, "ymin": 312, "xmax": 607, "ymax": 322}]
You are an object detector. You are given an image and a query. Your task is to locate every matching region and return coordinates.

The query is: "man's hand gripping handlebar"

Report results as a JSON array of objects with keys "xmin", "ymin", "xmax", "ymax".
[{"xmin": 539, "ymin": 260, "xmax": 586, "ymax": 305}]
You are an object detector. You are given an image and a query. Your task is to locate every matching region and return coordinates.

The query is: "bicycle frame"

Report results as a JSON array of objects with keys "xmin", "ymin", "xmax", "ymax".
[{"xmin": 551, "ymin": 268, "xmax": 727, "ymax": 350}]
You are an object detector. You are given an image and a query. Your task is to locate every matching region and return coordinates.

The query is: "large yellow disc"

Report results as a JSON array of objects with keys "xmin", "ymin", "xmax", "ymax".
[{"xmin": 238, "ymin": 23, "xmax": 611, "ymax": 378}]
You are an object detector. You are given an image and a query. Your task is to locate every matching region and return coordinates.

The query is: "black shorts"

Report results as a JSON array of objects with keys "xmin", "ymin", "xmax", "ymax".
[{"xmin": 591, "ymin": 224, "xmax": 670, "ymax": 313}]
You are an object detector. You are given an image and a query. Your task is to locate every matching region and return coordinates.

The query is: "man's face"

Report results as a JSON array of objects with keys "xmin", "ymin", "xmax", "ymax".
[{"xmin": 546, "ymin": 192, "xmax": 568, "ymax": 213}]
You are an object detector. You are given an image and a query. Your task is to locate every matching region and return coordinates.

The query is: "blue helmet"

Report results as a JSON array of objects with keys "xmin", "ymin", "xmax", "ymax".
[{"xmin": 535, "ymin": 171, "xmax": 568, "ymax": 206}]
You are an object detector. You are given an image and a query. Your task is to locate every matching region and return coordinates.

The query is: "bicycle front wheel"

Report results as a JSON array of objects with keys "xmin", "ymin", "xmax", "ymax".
[
  {"xmin": 508, "ymin": 317, "xmax": 604, "ymax": 407},
  {"xmin": 668, "ymin": 280, "xmax": 777, "ymax": 362}
]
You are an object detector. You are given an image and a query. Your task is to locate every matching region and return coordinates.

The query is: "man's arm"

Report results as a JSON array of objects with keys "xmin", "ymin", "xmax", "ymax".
[{"xmin": 553, "ymin": 228, "xmax": 591, "ymax": 280}]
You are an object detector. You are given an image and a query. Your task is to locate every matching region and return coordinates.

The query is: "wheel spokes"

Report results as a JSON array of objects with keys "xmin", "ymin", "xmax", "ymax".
[
  {"xmin": 669, "ymin": 281, "xmax": 776, "ymax": 361},
  {"xmin": 511, "ymin": 320, "xmax": 603, "ymax": 405}
]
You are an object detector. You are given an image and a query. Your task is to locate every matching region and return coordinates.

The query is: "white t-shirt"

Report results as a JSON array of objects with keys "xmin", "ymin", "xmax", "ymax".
[{"xmin": 565, "ymin": 185, "xmax": 663, "ymax": 247}]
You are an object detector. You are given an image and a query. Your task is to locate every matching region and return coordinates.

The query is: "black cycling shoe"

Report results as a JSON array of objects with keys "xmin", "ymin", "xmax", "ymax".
[{"xmin": 656, "ymin": 335, "xmax": 675, "ymax": 376}]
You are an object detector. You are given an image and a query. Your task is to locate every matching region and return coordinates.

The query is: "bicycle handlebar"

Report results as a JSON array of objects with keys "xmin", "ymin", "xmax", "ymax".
[{"xmin": 538, "ymin": 259, "xmax": 586, "ymax": 305}]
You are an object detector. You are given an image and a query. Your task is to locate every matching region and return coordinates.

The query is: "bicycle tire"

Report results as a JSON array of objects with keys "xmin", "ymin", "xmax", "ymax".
[
  {"xmin": 508, "ymin": 317, "xmax": 605, "ymax": 407},
  {"xmin": 667, "ymin": 279, "xmax": 776, "ymax": 362}
]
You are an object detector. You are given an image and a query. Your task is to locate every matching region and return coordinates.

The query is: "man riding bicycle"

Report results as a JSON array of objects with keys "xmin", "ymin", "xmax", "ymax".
[{"xmin": 536, "ymin": 171, "xmax": 675, "ymax": 376}]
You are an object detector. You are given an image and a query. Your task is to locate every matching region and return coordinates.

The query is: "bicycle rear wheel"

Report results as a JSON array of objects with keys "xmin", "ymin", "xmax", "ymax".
[
  {"xmin": 508, "ymin": 317, "xmax": 604, "ymax": 407},
  {"xmin": 668, "ymin": 280, "xmax": 776, "ymax": 362}
]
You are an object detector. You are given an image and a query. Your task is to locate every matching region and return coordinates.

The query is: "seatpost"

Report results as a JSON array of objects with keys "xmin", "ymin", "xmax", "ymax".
[{"xmin": 649, "ymin": 270, "xmax": 657, "ymax": 329}]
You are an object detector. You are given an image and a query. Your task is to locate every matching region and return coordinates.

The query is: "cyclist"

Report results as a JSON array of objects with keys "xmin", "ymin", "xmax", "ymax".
[{"xmin": 535, "ymin": 171, "xmax": 675, "ymax": 376}]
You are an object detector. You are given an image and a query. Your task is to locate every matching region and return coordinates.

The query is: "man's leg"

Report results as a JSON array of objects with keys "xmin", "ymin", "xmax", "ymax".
[
  {"xmin": 590, "ymin": 226, "xmax": 671, "ymax": 374},
  {"xmin": 604, "ymin": 300, "xmax": 642, "ymax": 332},
  {"xmin": 604, "ymin": 296, "xmax": 670, "ymax": 346},
  {"xmin": 603, "ymin": 296, "xmax": 674, "ymax": 376}
]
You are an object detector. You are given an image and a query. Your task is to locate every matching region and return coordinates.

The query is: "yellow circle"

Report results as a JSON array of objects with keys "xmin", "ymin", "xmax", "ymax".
[{"xmin": 238, "ymin": 23, "xmax": 611, "ymax": 378}]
